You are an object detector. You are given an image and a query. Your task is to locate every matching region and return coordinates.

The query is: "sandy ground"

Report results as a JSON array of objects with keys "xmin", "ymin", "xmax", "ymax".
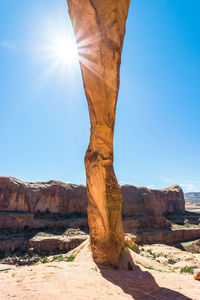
[
  {"xmin": 138, "ymin": 244, "xmax": 200, "ymax": 271},
  {"xmin": 0, "ymin": 242, "xmax": 199, "ymax": 300}
]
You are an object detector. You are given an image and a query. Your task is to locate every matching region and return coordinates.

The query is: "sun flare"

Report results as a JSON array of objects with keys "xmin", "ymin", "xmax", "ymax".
[
  {"xmin": 34, "ymin": 17, "xmax": 103, "ymax": 85},
  {"xmin": 49, "ymin": 35, "xmax": 78, "ymax": 65}
]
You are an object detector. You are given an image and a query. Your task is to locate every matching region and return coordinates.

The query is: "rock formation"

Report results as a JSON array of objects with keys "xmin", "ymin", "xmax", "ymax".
[
  {"xmin": 67, "ymin": 0, "xmax": 130, "ymax": 264},
  {"xmin": 121, "ymin": 185, "xmax": 170, "ymax": 232},
  {"xmin": 0, "ymin": 177, "xmax": 185, "ymax": 232},
  {"xmin": 152, "ymin": 185, "xmax": 185, "ymax": 214},
  {"xmin": 0, "ymin": 177, "xmax": 87, "ymax": 215},
  {"xmin": 136, "ymin": 228, "xmax": 200, "ymax": 245},
  {"xmin": 0, "ymin": 229, "xmax": 88, "ymax": 256},
  {"xmin": 194, "ymin": 269, "xmax": 200, "ymax": 281},
  {"xmin": 182, "ymin": 239, "xmax": 200, "ymax": 253}
]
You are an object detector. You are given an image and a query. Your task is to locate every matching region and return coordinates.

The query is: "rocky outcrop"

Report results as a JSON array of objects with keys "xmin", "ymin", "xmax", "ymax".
[
  {"xmin": 0, "ymin": 177, "xmax": 87, "ymax": 215},
  {"xmin": 194, "ymin": 269, "xmax": 200, "ymax": 281},
  {"xmin": 0, "ymin": 230, "xmax": 88, "ymax": 255},
  {"xmin": 135, "ymin": 228, "xmax": 200, "ymax": 245},
  {"xmin": 121, "ymin": 185, "xmax": 170, "ymax": 232},
  {"xmin": 0, "ymin": 211, "xmax": 88, "ymax": 231},
  {"xmin": 67, "ymin": 0, "xmax": 130, "ymax": 264},
  {"xmin": 0, "ymin": 177, "xmax": 186, "ymax": 232},
  {"xmin": 152, "ymin": 185, "xmax": 185, "ymax": 214},
  {"xmin": 183, "ymin": 239, "xmax": 200, "ymax": 253}
]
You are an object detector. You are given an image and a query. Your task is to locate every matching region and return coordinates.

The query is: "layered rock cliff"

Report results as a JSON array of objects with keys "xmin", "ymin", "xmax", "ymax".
[
  {"xmin": 122, "ymin": 185, "xmax": 169, "ymax": 232},
  {"xmin": 0, "ymin": 177, "xmax": 185, "ymax": 232},
  {"xmin": 0, "ymin": 177, "xmax": 87, "ymax": 215},
  {"xmin": 152, "ymin": 185, "xmax": 185, "ymax": 214}
]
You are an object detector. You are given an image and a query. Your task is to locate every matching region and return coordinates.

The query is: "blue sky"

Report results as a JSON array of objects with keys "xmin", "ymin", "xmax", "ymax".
[{"xmin": 0, "ymin": 0, "xmax": 200, "ymax": 192}]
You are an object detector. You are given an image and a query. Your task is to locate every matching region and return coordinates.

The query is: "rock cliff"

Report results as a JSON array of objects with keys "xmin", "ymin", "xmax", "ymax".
[
  {"xmin": 121, "ymin": 185, "xmax": 170, "ymax": 232},
  {"xmin": 0, "ymin": 177, "xmax": 185, "ymax": 232},
  {"xmin": 152, "ymin": 185, "xmax": 185, "ymax": 214},
  {"xmin": 0, "ymin": 177, "xmax": 87, "ymax": 215}
]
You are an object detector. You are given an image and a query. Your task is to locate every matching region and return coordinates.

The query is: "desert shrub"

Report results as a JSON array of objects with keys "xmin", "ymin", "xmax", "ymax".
[
  {"xmin": 171, "ymin": 268, "xmax": 176, "ymax": 273},
  {"xmin": 180, "ymin": 266, "xmax": 197, "ymax": 274},
  {"xmin": 158, "ymin": 269, "xmax": 164, "ymax": 273},
  {"xmin": 51, "ymin": 254, "xmax": 64, "ymax": 262},
  {"xmin": 40, "ymin": 256, "xmax": 49, "ymax": 264},
  {"xmin": 128, "ymin": 244, "xmax": 137, "ymax": 250},
  {"xmin": 168, "ymin": 258, "xmax": 177, "ymax": 265},
  {"xmin": 56, "ymin": 254, "xmax": 64, "ymax": 262},
  {"xmin": 67, "ymin": 255, "xmax": 75, "ymax": 262},
  {"xmin": 146, "ymin": 249, "xmax": 157, "ymax": 259},
  {"xmin": 51, "ymin": 255, "xmax": 58, "ymax": 262},
  {"xmin": 152, "ymin": 253, "xmax": 157, "ymax": 260}
]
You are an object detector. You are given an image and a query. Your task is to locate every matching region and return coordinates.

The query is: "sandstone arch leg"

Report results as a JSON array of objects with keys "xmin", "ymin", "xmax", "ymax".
[{"xmin": 67, "ymin": 0, "xmax": 130, "ymax": 264}]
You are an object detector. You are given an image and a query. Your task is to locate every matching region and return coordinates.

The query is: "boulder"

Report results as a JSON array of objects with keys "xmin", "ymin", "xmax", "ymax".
[{"xmin": 193, "ymin": 269, "xmax": 200, "ymax": 281}]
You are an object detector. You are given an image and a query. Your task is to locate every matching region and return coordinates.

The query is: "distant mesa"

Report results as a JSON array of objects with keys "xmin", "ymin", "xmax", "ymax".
[{"xmin": 185, "ymin": 192, "xmax": 200, "ymax": 203}]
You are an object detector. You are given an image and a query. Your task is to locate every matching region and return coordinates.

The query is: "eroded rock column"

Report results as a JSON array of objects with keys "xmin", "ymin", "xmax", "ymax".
[{"xmin": 67, "ymin": 0, "xmax": 130, "ymax": 264}]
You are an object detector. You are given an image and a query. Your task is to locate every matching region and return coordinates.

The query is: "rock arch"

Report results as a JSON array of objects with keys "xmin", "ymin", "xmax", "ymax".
[{"xmin": 67, "ymin": 0, "xmax": 130, "ymax": 264}]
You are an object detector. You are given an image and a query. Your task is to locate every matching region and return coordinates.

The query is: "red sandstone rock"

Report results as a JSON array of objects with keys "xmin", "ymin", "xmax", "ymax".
[
  {"xmin": 0, "ymin": 177, "xmax": 185, "ymax": 232},
  {"xmin": 0, "ymin": 177, "xmax": 87, "ymax": 215},
  {"xmin": 0, "ymin": 233, "xmax": 87, "ymax": 255},
  {"xmin": 121, "ymin": 185, "xmax": 170, "ymax": 232},
  {"xmin": 135, "ymin": 228, "xmax": 200, "ymax": 245},
  {"xmin": 67, "ymin": 0, "xmax": 130, "ymax": 264},
  {"xmin": 183, "ymin": 239, "xmax": 200, "ymax": 253},
  {"xmin": 152, "ymin": 185, "xmax": 185, "ymax": 214},
  {"xmin": 194, "ymin": 269, "xmax": 200, "ymax": 280}
]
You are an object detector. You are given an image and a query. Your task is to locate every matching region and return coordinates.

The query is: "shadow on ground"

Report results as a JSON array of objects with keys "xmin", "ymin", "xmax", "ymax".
[
  {"xmin": 165, "ymin": 211, "xmax": 200, "ymax": 226},
  {"xmin": 99, "ymin": 251, "xmax": 192, "ymax": 300},
  {"xmin": 0, "ymin": 225, "xmax": 89, "ymax": 260}
]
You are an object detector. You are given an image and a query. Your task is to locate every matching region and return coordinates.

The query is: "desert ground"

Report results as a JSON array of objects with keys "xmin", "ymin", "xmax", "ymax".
[{"xmin": 0, "ymin": 240, "xmax": 199, "ymax": 300}]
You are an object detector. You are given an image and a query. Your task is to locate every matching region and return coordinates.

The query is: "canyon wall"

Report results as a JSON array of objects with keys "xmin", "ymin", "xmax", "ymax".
[
  {"xmin": 0, "ymin": 177, "xmax": 185, "ymax": 232},
  {"xmin": 152, "ymin": 185, "xmax": 185, "ymax": 214},
  {"xmin": 0, "ymin": 177, "xmax": 87, "ymax": 215}
]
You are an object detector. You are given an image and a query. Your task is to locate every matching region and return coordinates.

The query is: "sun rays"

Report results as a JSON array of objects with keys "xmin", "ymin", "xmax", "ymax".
[
  {"xmin": 46, "ymin": 33, "xmax": 78, "ymax": 66},
  {"xmin": 28, "ymin": 15, "xmax": 117, "ymax": 93}
]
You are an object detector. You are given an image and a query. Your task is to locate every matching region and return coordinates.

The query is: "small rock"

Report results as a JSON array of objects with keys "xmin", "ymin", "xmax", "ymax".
[
  {"xmin": 185, "ymin": 257, "xmax": 193, "ymax": 261},
  {"xmin": 193, "ymin": 269, "xmax": 200, "ymax": 281},
  {"xmin": 11, "ymin": 246, "xmax": 15, "ymax": 253},
  {"xmin": 124, "ymin": 234, "xmax": 136, "ymax": 246},
  {"xmin": 156, "ymin": 257, "xmax": 168, "ymax": 265},
  {"xmin": 28, "ymin": 248, "xmax": 34, "ymax": 255}
]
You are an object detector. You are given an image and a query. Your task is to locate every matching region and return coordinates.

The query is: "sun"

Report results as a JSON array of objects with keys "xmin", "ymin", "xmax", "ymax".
[
  {"xmin": 45, "ymin": 32, "xmax": 78, "ymax": 67},
  {"xmin": 51, "ymin": 35, "xmax": 78, "ymax": 65}
]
